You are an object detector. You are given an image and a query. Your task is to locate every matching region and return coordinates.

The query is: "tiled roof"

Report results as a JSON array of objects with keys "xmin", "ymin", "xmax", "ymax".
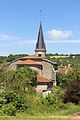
[
  {"xmin": 16, "ymin": 59, "xmax": 41, "ymax": 65},
  {"xmin": 37, "ymin": 76, "xmax": 51, "ymax": 83},
  {"xmin": 21, "ymin": 55, "xmax": 43, "ymax": 60}
]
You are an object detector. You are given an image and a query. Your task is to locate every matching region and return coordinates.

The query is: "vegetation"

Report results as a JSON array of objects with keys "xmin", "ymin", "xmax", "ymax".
[
  {"xmin": 0, "ymin": 67, "xmax": 38, "ymax": 115},
  {"xmin": 64, "ymin": 80, "xmax": 80, "ymax": 104},
  {"xmin": 0, "ymin": 54, "xmax": 28, "ymax": 63},
  {"xmin": 46, "ymin": 53, "xmax": 80, "ymax": 68},
  {"xmin": 0, "ymin": 54, "xmax": 80, "ymax": 116},
  {"xmin": 56, "ymin": 68, "xmax": 80, "ymax": 88}
]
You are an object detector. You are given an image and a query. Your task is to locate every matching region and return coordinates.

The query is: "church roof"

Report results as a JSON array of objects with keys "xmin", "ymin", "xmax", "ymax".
[
  {"xmin": 35, "ymin": 21, "xmax": 46, "ymax": 51},
  {"xmin": 16, "ymin": 59, "xmax": 41, "ymax": 65},
  {"xmin": 16, "ymin": 55, "xmax": 57, "ymax": 66},
  {"xmin": 37, "ymin": 76, "xmax": 51, "ymax": 83},
  {"xmin": 21, "ymin": 55, "xmax": 43, "ymax": 60}
]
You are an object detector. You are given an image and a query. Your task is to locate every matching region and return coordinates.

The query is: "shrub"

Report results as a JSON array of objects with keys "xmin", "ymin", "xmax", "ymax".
[
  {"xmin": 2, "ymin": 103, "xmax": 16, "ymax": 116},
  {"xmin": 5, "ymin": 92, "xmax": 16, "ymax": 103},
  {"xmin": 42, "ymin": 93, "xmax": 63, "ymax": 109},
  {"xmin": 0, "ymin": 92, "xmax": 27, "ymax": 115},
  {"xmin": 4, "ymin": 92, "xmax": 27, "ymax": 110},
  {"xmin": 64, "ymin": 80, "xmax": 80, "ymax": 104},
  {"xmin": 15, "ymin": 96, "xmax": 27, "ymax": 111}
]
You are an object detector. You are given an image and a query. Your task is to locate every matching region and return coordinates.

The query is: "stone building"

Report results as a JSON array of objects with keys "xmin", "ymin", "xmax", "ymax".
[{"xmin": 8, "ymin": 20, "xmax": 57, "ymax": 92}]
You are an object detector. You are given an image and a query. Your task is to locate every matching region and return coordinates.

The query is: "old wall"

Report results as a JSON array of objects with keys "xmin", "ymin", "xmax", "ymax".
[
  {"xmin": 7, "ymin": 62, "xmax": 17, "ymax": 71},
  {"xmin": 42, "ymin": 61, "xmax": 53, "ymax": 80},
  {"xmin": 30, "ymin": 65, "xmax": 42, "ymax": 75}
]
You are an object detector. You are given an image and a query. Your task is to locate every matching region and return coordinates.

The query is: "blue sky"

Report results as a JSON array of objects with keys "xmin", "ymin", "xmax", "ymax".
[{"xmin": 0, "ymin": 0, "xmax": 80, "ymax": 56}]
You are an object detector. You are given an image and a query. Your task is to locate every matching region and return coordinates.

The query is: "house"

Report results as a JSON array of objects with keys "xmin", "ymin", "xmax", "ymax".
[{"xmin": 8, "ymin": 20, "xmax": 57, "ymax": 92}]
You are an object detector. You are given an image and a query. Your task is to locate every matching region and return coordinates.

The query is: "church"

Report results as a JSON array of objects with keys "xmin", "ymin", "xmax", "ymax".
[{"xmin": 8, "ymin": 20, "xmax": 57, "ymax": 92}]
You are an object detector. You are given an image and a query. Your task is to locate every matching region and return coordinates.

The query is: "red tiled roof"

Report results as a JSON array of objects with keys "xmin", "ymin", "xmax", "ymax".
[
  {"xmin": 37, "ymin": 76, "xmax": 51, "ymax": 83},
  {"xmin": 16, "ymin": 59, "xmax": 41, "ymax": 65},
  {"xmin": 22, "ymin": 55, "xmax": 43, "ymax": 60}
]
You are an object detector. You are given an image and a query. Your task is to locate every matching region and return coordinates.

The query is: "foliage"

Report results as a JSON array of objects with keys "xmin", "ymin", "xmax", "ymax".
[
  {"xmin": 22, "ymin": 93, "xmax": 63, "ymax": 115},
  {"xmin": 0, "ymin": 90, "xmax": 80, "ymax": 116},
  {"xmin": 41, "ymin": 87, "xmax": 64, "ymax": 112},
  {"xmin": 0, "ymin": 66, "xmax": 38, "ymax": 115},
  {"xmin": 47, "ymin": 54, "xmax": 80, "ymax": 68},
  {"xmin": 51, "ymin": 86, "xmax": 64, "ymax": 98},
  {"xmin": 42, "ymin": 94, "xmax": 62, "ymax": 107},
  {"xmin": 1, "ymin": 67, "xmax": 37, "ymax": 95},
  {"xmin": 0, "ymin": 54, "xmax": 28, "ymax": 63},
  {"xmin": 56, "ymin": 69, "xmax": 80, "ymax": 88},
  {"xmin": 0, "ymin": 54, "xmax": 80, "ymax": 116},
  {"xmin": 56, "ymin": 71, "xmax": 80, "ymax": 105},
  {"xmin": 63, "ymin": 80, "xmax": 80, "ymax": 104},
  {"xmin": 4, "ymin": 92, "xmax": 27, "ymax": 110},
  {"xmin": 2, "ymin": 103, "xmax": 16, "ymax": 116},
  {"xmin": 0, "ymin": 92, "xmax": 27, "ymax": 115},
  {"xmin": 0, "ymin": 56, "xmax": 7, "ymax": 63}
]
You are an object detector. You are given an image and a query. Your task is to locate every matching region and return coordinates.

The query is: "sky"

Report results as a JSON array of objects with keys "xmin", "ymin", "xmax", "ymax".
[{"xmin": 0, "ymin": 0, "xmax": 80, "ymax": 56}]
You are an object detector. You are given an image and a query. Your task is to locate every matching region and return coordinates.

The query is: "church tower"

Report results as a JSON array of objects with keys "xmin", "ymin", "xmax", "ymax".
[{"xmin": 35, "ymin": 20, "xmax": 46, "ymax": 57}]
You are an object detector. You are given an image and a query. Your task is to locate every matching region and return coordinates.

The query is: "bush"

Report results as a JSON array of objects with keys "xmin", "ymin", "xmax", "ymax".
[
  {"xmin": 2, "ymin": 103, "xmax": 16, "ymax": 116},
  {"xmin": 15, "ymin": 96, "xmax": 27, "ymax": 111},
  {"xmin": 4, "ymin": 93, "xmax": 27, "ymax": 110},
  {"xmin": 5, "ymin": 92, "xmax": 16, "ymax": 103},
  {"xmin": 64, "ymin": 80, "xmax": 80, "ymax": 104},
  {"xmin": 0, "ymin": 92, "xmax": 27, "ymax": 115},
  {"xmin": 42, "ymin": 93, "xmax": 63, "ymax": 109}
]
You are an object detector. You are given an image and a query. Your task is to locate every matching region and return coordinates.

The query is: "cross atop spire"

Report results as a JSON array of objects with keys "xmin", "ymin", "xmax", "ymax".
[{"xmin": 35, "ymin": 19, "xmax": 46, "ymax": 57}]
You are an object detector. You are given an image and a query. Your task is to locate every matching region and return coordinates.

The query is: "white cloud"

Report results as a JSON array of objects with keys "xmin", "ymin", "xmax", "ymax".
[
  {"xmin": 0, "ymin": 33, "xmax": 80, "ymax": 46},
  {"xmin": 15, "ymin": 39, "xmax": 80, "ymax": 44},
  {"xmin": 0, "ymin": 34, "xmax": 18, "ymax": 40},
  {"xmin": 47, "ymin": 29, "xmax": 72, "ymax": 39},
  {"xmin": 14, "ymin": 39, "xmax": 80, "ymax": 45},
  {"xmin": 46, "ymin": 40, "xmax": 80, "ymax": 43}
]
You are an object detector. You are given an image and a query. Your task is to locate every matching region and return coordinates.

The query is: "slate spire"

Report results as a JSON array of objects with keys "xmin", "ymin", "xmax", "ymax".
[{"xmin": 35, "ymin": 20, "xmax": 46, "ymax": 57}]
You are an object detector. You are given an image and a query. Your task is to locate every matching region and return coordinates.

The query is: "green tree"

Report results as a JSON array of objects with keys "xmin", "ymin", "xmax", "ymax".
[
  {"xmin": 1, "ymin": 67, "xmax": 37, "ymax": 95},
  {"xmin": 57, "ymin": 69, "xmax": 80, "ymax": 88}
]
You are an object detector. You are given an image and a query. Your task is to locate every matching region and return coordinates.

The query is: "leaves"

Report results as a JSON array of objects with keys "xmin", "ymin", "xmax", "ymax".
[
  {"xmin": 0, "ymin": 67, "xmax": 37, "ymax": 94},
  {"xmin": 64, "ymin": 81, "xmax": 80, "ymax": 104}
]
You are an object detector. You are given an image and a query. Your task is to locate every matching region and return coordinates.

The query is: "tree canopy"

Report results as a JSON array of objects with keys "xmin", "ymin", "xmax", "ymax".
[{"xmin": 0, "ymin": 67, "xmax": 37, "ymax": 95}]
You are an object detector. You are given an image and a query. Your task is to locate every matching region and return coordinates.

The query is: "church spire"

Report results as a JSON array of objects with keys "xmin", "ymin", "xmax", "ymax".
[{"xmin": 35, "ymin": 19, "xmax": 46, "ymax": 57}]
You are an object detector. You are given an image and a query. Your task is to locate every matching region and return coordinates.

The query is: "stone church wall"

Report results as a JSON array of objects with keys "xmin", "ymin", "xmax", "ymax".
[
  {"xmin": 42, "ymin": 61, "xmax": 55, "ymax": 81},
  {"xmin": 7, "ymin": 62, "xmax": 17, "ymax": 71}
]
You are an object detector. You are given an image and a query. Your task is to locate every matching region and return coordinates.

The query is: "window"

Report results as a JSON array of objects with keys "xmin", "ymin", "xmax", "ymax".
[{"xmin": 38, "ymin": 54, "xmax": 41, "ymax": 57}]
